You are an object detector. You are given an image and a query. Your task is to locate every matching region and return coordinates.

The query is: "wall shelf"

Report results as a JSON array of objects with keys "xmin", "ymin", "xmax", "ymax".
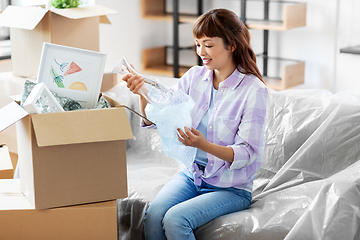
[
  {"xmin": 262, "ymin": 60, "xmax": 305, "ymax": 91},
  {"xmin": 246, "ymin": 2, "xmax": 306, "ymax": 31},
  {"xmin": 142, "ymin": 46, "xmax": 190, "ymax": 77},
  {"xmin": 340, "ymin": 45, "xmax": 360, "ymax": 55},
  {"xmin": 248, "ymin": 1, "xmax": 306, "ymax": 90},
  {"xmin": 142, "ymin": 1, "xmax": 306, "ymax": 30},
  {"xmin": 141, "ymin": 0, "xmax": 198, "ymax": 23}
]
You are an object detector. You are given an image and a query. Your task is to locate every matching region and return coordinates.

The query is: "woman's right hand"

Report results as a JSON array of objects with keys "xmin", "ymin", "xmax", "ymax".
[
  {"xmin": 122, "ymin": 73, "xmax": 145, "ymax": 96},
  {"xmin": 122, "ymin": 73, "xmax": 152, "ymax": 125}
]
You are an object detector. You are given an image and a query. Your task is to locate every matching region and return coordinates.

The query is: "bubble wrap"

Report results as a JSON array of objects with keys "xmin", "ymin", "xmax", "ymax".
[
  {"xmin": 145, "ymin": 89, "xmax": 197, "ymax": 169},
  {"xmin": 35, "ymin": 94, "xmax": 61, "ymax": 113},
  {"xmin": 95, "ymin": 95, "xmax": 111, "ymax": 109}
]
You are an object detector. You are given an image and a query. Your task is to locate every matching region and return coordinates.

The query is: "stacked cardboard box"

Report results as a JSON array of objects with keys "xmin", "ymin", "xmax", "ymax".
[
  {"xmin": 0, "ymin": 4, "xmax": 132, "ymax": 239},
  {"xmin": 0, "ymin": 94, "xmax": 133, "ymax": 238},
  {"xmin": 0, "ymin": 179, "xmax": 118, "ymax": 240}
]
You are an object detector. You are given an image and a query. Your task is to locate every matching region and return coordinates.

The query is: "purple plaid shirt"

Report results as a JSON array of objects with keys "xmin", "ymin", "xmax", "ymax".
[{"xmin": 172, "ymin": 66, "xmax": 268, "ymax": 192}]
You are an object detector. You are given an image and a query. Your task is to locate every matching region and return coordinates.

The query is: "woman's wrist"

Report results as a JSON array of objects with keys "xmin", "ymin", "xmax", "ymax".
[
  {"xmin": 205, "ymin": 142, "xmax": 234, "ymax": 163},
  {"xmin": 139, "ymin": 96, "xmax": 151, "ymax": 125}
]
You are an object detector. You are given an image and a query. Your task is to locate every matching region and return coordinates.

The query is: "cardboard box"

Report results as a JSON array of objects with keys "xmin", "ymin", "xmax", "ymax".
[
  {"xmin": 0, "ymin": 179, "xmax": 118, "ymax": 240},
  {"xmin": 0, "ymin": 95, "xmax": 133, "ymax": 209},
  {"xmin": 0, "ymin": 144, "xmax": 13, "ymax": 179},
  {"xmin": 0, "ymin": 71, "xmax": 119, "ymax": 154},
  {"xmin": 0, "ymin": 5, "xmax": 117, "ymax": 77},
  {"xmin": 9, "ymin": 152, "xmax": 18, "ymax": 171}
]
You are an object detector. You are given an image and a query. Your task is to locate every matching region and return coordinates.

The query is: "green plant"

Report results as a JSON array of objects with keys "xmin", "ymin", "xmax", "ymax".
[{"xmin": 50, "ymin": 0, "xmax": 81, "ymax": 9}]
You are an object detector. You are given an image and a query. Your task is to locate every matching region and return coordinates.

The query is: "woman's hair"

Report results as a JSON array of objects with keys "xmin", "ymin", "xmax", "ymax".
[{"xmin": 193, "ymin": 8, "xmax": 264, "ymax": 83}]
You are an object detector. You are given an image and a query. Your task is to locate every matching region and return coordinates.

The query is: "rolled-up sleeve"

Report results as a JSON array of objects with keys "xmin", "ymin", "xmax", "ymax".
[{"xmin": 226, "ymin": 87, "xmax": 268, "ymax": 170}]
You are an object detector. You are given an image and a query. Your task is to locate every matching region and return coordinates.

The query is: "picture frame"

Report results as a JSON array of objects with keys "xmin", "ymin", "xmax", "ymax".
[{"xmin": 37, "ymin": 42, "xmax": 106, "ymax": 109}]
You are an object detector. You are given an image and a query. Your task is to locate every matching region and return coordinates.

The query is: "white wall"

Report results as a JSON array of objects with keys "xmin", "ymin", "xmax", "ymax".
[
  {"xmin": 335, "ymin": 0, "xmax": 360, "ymax": 92},
  {"xmin": 97, "ymin": 0, "xmax": 167, "ymax": 73},
  {"xmin": 97, "ymin": 0, "xmax": 360, "ymax": 93}
]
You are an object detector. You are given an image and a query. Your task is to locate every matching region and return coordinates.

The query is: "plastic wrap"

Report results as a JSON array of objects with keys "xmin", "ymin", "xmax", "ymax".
[
  {"xmin": 105, "ymin": 81, "xmax": 360, "ymax": 240},
  {"xmin": 112, "ymin": 57, "xmax": 173, "ymax": 105}
]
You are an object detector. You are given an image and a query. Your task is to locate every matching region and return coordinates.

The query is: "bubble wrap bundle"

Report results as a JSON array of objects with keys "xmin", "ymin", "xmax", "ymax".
[{"xmin": 145, "ymin": 89, "xmax": 197, "ymax": 169}]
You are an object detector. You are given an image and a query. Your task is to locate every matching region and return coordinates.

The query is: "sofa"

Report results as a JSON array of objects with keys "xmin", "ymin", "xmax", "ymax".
[{"xmin": 104, "ymin": 79, "xmax": 360, "ymax": 240}]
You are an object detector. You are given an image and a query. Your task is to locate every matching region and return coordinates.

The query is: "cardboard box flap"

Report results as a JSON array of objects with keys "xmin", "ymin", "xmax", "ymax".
[
  {"xmin": 0, "ymin": 5, "xmax": 116, "ymax": 29},
  {"xmin": 0, "ymin": 102, "xmax": 29, "ymax": 133},
  {"xmin": 0, "ymin": 6, "xmax": 48, "ymax": 30},
  {"xmin": 0, "ymin": 145, "xmax": 13, "ymax": 179},
  {"xmin": 51, "ymin": 5, "xmax": 117, "ymax": 20},
  {"xmin": 100, "ymin": 15, "xmax": 111, "ymax": 24},
  {"xmin": 31, "ymin": 107, "xmax": 133, "ymax": 147}
]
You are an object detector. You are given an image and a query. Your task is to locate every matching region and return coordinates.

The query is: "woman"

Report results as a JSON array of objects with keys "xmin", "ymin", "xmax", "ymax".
[{"xmin": 123, "ymin": 8, "xmax": 268, "ymax": 240}]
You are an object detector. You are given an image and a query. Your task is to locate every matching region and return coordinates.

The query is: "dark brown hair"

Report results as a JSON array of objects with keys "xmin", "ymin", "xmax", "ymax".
[{"xmin": 193, "ymin": 8, "xmax": 264, "ymax": 83}]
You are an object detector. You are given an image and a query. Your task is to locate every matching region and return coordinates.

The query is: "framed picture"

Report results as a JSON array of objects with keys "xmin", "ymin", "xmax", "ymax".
[{"xmin": 37, "ymin": 42, "xmax": 106, "ymax": 109}]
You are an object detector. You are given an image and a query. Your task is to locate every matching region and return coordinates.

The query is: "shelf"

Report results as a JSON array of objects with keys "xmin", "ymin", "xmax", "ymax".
[
  {"xmin": 141, "ymin": 0, "xmax": 306, "ymax": 31},
  {"xmin": 142, "ymin": 13, "xmax": 198, "ymax": 24},
  {"xmin": 142, "ymin": 46, "xmax": 189, "ymax": 77},
  {"xmin": 247, "ymin": 2, "xmax": 307, "ymax": 31},
  {"xmin": 141, "ymin": 0, "xmax": 197, "ymax": 24},
  {"xmin": 340, "ymin": 45, "xmax": 360, "ymax": 55},
  {"xmin": 263, "ymin": 60, "xmax": 305, "ymax": 91}
]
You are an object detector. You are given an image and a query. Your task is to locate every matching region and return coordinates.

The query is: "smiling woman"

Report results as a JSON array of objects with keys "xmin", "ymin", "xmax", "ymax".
[
  {"xmin": 193, "ymin": 8, "xmax": 264, "ymax": 83},
  {"xmin": 122, "ymin": 8, "xmax": 268, "ymax": 240}
]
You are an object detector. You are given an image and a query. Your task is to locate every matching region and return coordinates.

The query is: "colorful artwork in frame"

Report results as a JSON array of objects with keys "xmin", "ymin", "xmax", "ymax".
[{"xmin": 37, "ymin": 43, "xmax": 106, "ymax": 109}]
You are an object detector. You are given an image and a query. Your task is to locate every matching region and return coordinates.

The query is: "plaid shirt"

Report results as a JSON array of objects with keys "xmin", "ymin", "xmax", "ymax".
[{"xmin": 172, "ymin": 66, "xmax": 268, "ymax": 192}]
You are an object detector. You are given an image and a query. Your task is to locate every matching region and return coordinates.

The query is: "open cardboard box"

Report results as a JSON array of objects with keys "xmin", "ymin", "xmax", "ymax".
[
  {"xmin": 0, "ymin": 71, "xmax": 122, "ymax": 155},
  {"xmin": 0, "ymin": 94, "xmax": 133, "ymax": 209},
  {"xmin": 0, "ymin": 144, "xmax": 13, "ymax": 179},
  {"xmin": 0, "ymin": 179, "xmax": 118, "ymax": 240},
  {"xmin": 0, "ymin": 5, "xmax": 117, "ymax": 77}
]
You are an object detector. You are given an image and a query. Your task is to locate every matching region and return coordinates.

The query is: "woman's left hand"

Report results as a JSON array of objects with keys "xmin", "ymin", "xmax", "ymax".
[{"xmin": 177, "ymin": 127, "xmax": 208, "ymax": 150}]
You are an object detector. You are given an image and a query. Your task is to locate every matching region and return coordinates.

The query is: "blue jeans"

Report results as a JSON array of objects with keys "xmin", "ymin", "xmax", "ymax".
[{"xmin": 144, "ymin": 170, "xmax": 252, "ymax": 240}]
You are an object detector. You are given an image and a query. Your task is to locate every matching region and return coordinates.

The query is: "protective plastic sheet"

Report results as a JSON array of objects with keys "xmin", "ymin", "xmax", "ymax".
[{"xmin": 105, "ymin": 83, "xmax": 360, "ymax": 240}]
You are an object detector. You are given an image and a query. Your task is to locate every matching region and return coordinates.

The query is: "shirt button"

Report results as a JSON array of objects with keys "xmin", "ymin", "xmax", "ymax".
[
  {"xmin": 210, "ymin": 163, "xmax": 213, "ymax": 166},
  {"xmin": 209, "ymin": 126, "xmax": 213, "ymax": 129}
]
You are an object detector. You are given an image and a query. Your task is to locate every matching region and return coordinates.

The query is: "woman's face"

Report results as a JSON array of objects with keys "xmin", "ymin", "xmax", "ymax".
[{"xmin": 195, "ymin": 36, "xmax": 235, "ymax": 72}]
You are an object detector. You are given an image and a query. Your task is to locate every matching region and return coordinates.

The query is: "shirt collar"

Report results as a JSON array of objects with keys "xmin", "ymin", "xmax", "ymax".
[
  {"xmin": 201, "ymin": 67, "xmax": 246, "ymax": 90},
  {"xmin": 223, "ymin": 68, "xmax": 246, "ymax": 90},
  {"xmin": 201, "ymin": 68, "xmax": 212, "ymax": 82}
]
